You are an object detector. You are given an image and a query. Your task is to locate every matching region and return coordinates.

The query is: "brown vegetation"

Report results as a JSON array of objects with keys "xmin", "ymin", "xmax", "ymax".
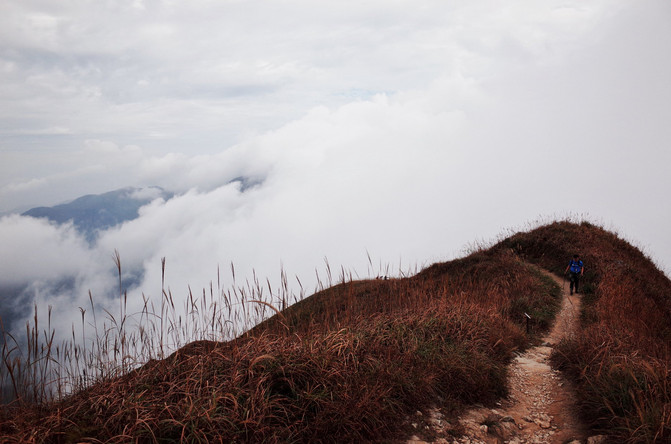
[
  {"xmin": 1, "ymin": 220, "xmax": 669, "ymax": 443},
  {"xmin": 495, "ymin": 220, "xmax": 671, "ymax": 442}
]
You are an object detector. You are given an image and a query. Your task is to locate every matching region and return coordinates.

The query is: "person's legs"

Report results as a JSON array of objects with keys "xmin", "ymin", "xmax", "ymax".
[
  {"xmin": 569, "ymin": 273, "xmax": 575, "ymax": 294},
  {"xmin": 569, "ymin": 272, "xmax": 580, "ymax": 294}
]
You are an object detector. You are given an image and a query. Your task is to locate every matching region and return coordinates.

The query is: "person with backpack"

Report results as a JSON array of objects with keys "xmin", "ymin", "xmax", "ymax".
[{"xmin": 565, "ymin": 254, "xmax": 584, "ymax": 295}]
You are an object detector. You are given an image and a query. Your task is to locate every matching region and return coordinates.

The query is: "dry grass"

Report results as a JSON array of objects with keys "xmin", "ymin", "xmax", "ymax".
[
  {"xmin": 496, "ymin": 220, "xmax": 671, "ymax": 443},
  {"xmin": 4, "ymin": 219, "xmax": 667, "ymax": 442},
  {"xmin": 2, "ymin": 303, "xmax": 522, "ymax": 443},
  {"xmin": 0, "ymin": 232, "xmax": 561, "ymax": 442}
]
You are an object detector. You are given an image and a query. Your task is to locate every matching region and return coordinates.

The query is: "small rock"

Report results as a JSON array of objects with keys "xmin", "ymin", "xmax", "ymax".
[
  {"xmin": 534, "ymin": 413, "xmax": 552, "ymax": 429},
  {"xmin": 536, "ymin": 419, "xmax": 551, "ymax": 429},
  {"xmin": 587, "ymin": 436, "xmax": 607, "ymax": 444}
]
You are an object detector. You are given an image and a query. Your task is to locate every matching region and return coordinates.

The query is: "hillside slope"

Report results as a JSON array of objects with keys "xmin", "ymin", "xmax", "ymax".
[
  {"xmin": 1, "ymin": 221, "xmax": 669, "ymax": 443},
  {"xmin": 494, "ymin": 221, "xmax": 671, "ymax": 442}
]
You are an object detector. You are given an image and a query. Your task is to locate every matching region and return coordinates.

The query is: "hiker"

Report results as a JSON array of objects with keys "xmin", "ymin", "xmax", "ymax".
[{"xmin": 565, "ymin": 254, "xmax": 584, "ymax": 295}]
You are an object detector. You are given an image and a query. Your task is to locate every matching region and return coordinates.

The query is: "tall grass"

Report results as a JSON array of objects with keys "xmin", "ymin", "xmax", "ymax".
[
  {"xmin": 496, "ymin": 220, "xmax": 671, "ymax": 443},
  {"xmin": 0, "ymin": 239, "xmax": 561, "ymax": 442},
  {"xmin": 0, "ymin": 256, "xmax": 301, "ymax": 406}
]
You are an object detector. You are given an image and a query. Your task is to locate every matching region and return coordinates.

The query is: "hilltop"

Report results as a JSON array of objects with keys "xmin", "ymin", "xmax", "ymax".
[{"xmin": 1, "ymin": 221, "xmax": 670, "ymax": 443}]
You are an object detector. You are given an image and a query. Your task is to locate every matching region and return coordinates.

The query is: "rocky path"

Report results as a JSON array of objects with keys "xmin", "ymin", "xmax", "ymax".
[{"xmin": 406, "ymin": 272, "xmax": 604, "ymax": 444}]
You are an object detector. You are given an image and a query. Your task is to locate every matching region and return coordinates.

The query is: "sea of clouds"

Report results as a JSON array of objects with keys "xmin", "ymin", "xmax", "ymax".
[{"xmin": 1, "ymin": 0, "xmax": 670, "ymax": 350}]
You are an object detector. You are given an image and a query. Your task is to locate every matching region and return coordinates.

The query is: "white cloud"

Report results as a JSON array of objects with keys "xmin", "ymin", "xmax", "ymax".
[
  {"xmin": 0, "ymin": 0, "xmax": 670, "ymax": 350},
  {"xmin": 1, "ymin": 0, "xmax": 623, "ymax": 156},
  {"xmin": 1, "ymin": 178, "xmax": 48, "ymax": 194},
  {"xmin": 0, "ymin": 215, "xmax": 93, "ymax": 285}
]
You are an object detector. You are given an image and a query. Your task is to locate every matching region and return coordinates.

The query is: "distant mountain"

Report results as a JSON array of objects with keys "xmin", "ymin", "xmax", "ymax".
[{"xmin": 22, "ymin": 186, "xmax": 174, "ymax": 242}]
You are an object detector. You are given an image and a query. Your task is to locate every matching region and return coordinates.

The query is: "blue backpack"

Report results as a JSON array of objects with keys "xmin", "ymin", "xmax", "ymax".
[{"xmin": 569, "ymin": 259, "xmax": 583, "ymax": 273}]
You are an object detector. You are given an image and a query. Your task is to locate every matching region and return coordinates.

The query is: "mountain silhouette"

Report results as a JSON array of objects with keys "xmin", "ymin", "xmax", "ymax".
[{"xmin": 22, "ymin": 186, "xmax": 173, "ymax": 242}]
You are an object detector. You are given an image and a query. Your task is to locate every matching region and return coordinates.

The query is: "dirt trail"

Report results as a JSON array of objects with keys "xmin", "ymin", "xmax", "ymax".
[{"xmin": 405, "ymin": 272, "xmax": 603, "ymax": 444}]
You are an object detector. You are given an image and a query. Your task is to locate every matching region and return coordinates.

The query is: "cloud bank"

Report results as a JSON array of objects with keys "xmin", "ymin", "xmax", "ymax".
[{"xmin": 1, "ymin": 1, "xmax": 670, "ymax": 347}]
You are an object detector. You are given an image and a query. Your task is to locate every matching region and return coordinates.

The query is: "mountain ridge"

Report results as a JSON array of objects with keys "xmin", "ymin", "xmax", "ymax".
[
  {"xmin": 21, "ymin": 186, "xmax": 173, "ymax": 242},
  {"xmin": 1, "ymin": 220, "xmax": 669, "ymax": 442}
]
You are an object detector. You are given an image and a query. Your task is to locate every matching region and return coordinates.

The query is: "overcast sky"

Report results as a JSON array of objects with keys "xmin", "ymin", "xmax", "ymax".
[{"xmin": 1, "ymin": 1, "xmax": 670, "ymax": 341}]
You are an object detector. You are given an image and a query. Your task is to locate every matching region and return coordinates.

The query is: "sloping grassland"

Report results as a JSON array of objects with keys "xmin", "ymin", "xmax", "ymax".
[
  {"xmin": 495, "ymin": 221, "xmax": 671, "ymax": 442},
  {"xmin": 1, "ymin": 221, "xmax": 669, "ymax": 443}
]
